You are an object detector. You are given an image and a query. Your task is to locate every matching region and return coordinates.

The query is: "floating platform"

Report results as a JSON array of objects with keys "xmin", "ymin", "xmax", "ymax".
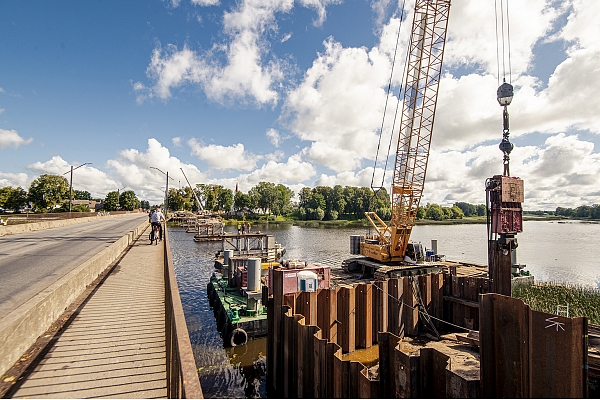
[{"xmin": 207, "ymin": 275, "xmax": 267, "ymax": 347}]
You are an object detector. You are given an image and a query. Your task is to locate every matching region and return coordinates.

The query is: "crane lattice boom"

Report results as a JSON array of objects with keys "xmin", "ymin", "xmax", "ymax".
[{"xmin": 363, "ymin": 0, "xmax": 450, "ymax": 262}]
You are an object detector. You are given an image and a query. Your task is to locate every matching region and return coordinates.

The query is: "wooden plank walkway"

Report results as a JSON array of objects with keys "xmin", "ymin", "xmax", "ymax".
[{"xmin": 11, "ymin": 227, "xmax": 167, "ymax": 399}]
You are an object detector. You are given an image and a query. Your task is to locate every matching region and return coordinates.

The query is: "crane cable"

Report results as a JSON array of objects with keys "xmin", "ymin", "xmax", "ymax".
[
  {"xmin": 495, "ymin": 0, "xmax": 512, "ymax": 85},
  {"xmin": 370, "ymin": 0, "xmax": 411, "ymax": 210}
]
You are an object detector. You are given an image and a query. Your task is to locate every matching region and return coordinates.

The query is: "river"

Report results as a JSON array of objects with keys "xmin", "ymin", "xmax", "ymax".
[{"xmin": 168, "ymin": 220, "xmax": 600, "ymax": 398}]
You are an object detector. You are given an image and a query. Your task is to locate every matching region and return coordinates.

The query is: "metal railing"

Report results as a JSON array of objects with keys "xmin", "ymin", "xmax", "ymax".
[{"xmin": 164, "ymin": 226, "xmax": 204, "ymax": 398}]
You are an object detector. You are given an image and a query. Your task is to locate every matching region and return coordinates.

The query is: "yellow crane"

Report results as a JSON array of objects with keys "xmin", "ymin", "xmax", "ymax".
[{"xmin": 360, "ymin": 0, "xmax": 451, "ymax": 264}]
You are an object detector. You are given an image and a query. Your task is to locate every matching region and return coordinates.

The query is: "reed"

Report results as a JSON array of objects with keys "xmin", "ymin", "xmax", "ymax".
[{"xmin": 512, "ymin": 282, "xmax": 600, "ymax": 324}]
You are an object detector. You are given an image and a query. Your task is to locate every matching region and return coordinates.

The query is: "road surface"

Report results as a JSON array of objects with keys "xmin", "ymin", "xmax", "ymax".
[{"xmin": 0, "ymin": 214, "xmax": 148, "ymax": 317}]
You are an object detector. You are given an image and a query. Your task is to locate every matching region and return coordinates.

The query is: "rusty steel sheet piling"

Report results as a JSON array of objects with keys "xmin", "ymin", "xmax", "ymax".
[
  {"xmin": 338, "ymin": 285, "xmax": 356, "ymax": 353},
  {"xmin": 480, "ymin": 293, "xmax": 588, "ymax": 398},
  {"xmin": 317, "ymin": 287, "xmax": 338, "ymax": 343},
  {"xmin": 420, "ymin": 348, "xmax": 450, "ymax": 399},
  {"xmin": 378, "ymin": 332, "xmax": 403, "ymax": 398},
  {"xmin": 356, "ymin": 283, "xmax": 373, "ymax": 349},
  {"xmin": 373, "ymin": 280, "xmax": 389, "ymax": 343}
]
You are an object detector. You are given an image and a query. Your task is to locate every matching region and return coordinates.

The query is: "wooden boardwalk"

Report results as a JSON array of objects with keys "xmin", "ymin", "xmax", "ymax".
[{"xmin": 12, "ymin": 227, "xmax": 167, "ymax": 399}]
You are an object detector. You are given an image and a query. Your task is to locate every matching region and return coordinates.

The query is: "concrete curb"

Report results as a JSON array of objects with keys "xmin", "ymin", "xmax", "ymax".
[
  {"xmin": 0, "ymin": 219, "xmax": 150, "ymax": 376},
  {"xmin": 0, "ymin": 213, "xmax": 139, "ymax": 237}
]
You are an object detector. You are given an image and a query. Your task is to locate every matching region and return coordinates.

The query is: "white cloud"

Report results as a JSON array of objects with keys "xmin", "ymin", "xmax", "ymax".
[
  {"xmin": 296, "ymin": 0, "xmax": 342, "ymax": 26},
  {"xmin": 191, "ymin": 0, "xmax": 219, "ymax": 6},
  {"xmin": 314, "ymin": 166, "xmax": 387, "ymax": 188},
  {"xmin": 139, "ymin": 0, "xmax": 296, "ymax": 106},
  {"xmin": 188, "ymin": 139, "xmax": 260, "ymax": 171},
  {"xmin": 0, "ymin": 172, "xmax": 29, "ymax": 188},
  {"xmin": 243, "ymin": 153, "xmax": 316, "ymax": 186},
  {"xmin": 0, "ymin": 129, "xmax": 33, "ymax": 150},
  {"xmin": 283, "ymin": 37, "xmax": 394, "ymax": 171},
  {"xmin": 557, "ymin": 0, "xmax": 600, "ymax": 52},
  {"xmin": 172, "ymin": 137, "xmax": 182, "ymax": 147},
  {"xmin": 107, "ymin": 138, "xmax": 207, "ymax": 204},
  {"xmin": 0, "ymin": 108, "xmax": 5, "ymax": 114},
  {"xmin": 27, "ymin": 156, "xmax": 118, "ymax": 200},
  {"xmin": 445, "ymin": 1, "xmax": 560, "ymax": 77},
  {"xmin": 266, "ymin": 128, "xmax": 280, "ymax": 147},
  {"xmin": 301, "ymin": 142, "xmax": 362, "ymax": 173}
]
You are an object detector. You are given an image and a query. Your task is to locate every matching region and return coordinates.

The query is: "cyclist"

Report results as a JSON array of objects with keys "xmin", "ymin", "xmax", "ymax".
[{"xmin": 149, "ymin": 206, "xmax": 166, "ymax": 242}]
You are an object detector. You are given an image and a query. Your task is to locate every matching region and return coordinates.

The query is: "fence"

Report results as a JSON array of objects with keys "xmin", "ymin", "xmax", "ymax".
[{"xmin": 164, "ymin": 227, "xmax": 204, "ymax": 398}]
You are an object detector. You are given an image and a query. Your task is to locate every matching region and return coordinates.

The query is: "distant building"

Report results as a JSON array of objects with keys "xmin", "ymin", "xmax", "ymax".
[{"xmin": 71, "ymin": 200, "xmax": 97, "ymax": 210}]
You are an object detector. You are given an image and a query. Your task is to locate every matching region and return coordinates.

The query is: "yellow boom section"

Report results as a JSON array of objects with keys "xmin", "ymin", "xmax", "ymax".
[{"xmin": 363, "ymin": 0, "xmax": 451, "ymax": 262}]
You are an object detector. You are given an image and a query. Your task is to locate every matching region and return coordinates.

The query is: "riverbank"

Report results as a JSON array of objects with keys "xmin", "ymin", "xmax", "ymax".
[{"xmin": 218, "ymin": 214, "xmax": 569, "ymax": 227}]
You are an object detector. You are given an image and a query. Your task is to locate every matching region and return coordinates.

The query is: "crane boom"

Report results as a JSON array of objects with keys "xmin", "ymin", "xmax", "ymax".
[
  {"xmin": 362, "ymin": 0, "xmax": 451, "ymax": 263},
  {"xmin": 180, "ymin": 167, "xmax": 204, "ymax": 212}
]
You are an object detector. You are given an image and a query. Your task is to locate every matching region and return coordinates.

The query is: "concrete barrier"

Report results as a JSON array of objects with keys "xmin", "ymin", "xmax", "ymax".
[
  {"xmin": 0, "ymin": 213, "xmax": 140, "ymax": 237},
  {"xmin": 0, "ymin": 219, "xmax": 149, "ymax": 376}
]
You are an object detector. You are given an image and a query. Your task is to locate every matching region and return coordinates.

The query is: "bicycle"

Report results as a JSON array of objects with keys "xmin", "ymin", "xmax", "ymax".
[{"xmin": 150, "ymin": 223, "xmax": 160, "ymax": 245}]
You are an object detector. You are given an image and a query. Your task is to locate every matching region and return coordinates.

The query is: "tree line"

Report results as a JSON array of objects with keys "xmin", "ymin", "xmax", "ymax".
[
  {"xmin": 555, "ymin": 205, "xmax": 600, "ymax": 219},
  {"xmin": 0, "ymin": 174, "xmax": 143, "ymax": 212}
]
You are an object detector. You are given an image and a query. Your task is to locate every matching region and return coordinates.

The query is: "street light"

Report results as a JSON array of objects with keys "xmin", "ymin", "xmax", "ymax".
[
  {"xmin": 63, "ymin": 163, "xmax": 92, "ymax": 213},
  {"xmin": 150, "ymin": 167, "xmax": 175, "ymax": 218}
]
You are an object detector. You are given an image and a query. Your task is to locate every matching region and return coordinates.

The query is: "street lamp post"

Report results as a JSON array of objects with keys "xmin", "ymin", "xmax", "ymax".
[
  {"xmin": 150, "ymin": 167, "xmax": 175, "ymax": 218},
  {"xmin": 63, "ymin": 163, "xmax": 92, "ymax": 213}
]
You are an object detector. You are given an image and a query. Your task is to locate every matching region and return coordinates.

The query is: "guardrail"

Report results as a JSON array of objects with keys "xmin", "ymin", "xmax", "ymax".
[{"xmin": 163, "ymin": 226, "xmax": 204, "ymax": 398}]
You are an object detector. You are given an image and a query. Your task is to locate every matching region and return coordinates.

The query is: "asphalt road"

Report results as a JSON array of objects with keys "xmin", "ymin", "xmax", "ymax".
[{"xmin": 0, "ymin": 214, "xmax": 148, "ymax": 317}]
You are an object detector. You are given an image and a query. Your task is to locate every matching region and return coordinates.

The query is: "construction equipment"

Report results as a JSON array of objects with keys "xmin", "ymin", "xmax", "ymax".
[
  {"xmin": 348, "ymin": 0, "xmax": 451, "ymax": 273},
  {"xmin": 485, "ymin": 0, "xmax": 526, "ymax": 295},
  {"xmin": 180, "ymin": 167, "xmax": 204, "ymax": 212}
]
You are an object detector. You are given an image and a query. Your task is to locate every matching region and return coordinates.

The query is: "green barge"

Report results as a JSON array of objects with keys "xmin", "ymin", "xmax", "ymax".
[{"xmin": 207, "ymin": 268, "xmax": 267, "ymax": 347}]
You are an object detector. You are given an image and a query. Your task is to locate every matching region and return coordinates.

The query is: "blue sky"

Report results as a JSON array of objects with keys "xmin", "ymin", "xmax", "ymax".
[{"xmin": 1, "ymin": 0, "xmax": 599, "ymax": 208}]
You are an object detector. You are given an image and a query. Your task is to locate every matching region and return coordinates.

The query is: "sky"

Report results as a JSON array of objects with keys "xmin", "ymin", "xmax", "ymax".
[{"xmin": 1, "ymin": 0, "xmax": 599, "ymax": 209}]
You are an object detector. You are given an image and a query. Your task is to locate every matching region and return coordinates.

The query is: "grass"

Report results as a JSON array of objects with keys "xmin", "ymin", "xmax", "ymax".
[{"xmin": 512, "ymin": 282, "xmax": 600, "ymax": 324}]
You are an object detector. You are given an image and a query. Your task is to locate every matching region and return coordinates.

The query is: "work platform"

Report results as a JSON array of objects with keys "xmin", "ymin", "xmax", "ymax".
[{"xmin": 8, "ymin": 227, "xmax": 167, "ymax": 398}]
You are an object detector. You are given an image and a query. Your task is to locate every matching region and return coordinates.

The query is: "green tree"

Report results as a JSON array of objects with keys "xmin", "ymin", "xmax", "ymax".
[
  {"xmin": 454, "ymin": 202, "xmax": 476, "ymax": 217},
  {"xmin": 167, "ymin": 187, "xmax": 192, "ymax": 211},
  {"xmin": 249, "ymin": 182, "xmax": 278, "ymax": 214},
  {"xmin": 308, "ymin": 192, "xmax": 326, "ymax": 211},
  {"xmin": 450, "ymin": 205, "xmax": 465, "ymax": 219},
  {"xmin": 74, "ymin": 190, "xmax": 92, "ymax": 200},
  {"xmin": 29, "ymin": 174, "xmax": 70, "ymax": 210},
  {"xmin": 104, "ymin": 191, "xmax": 119, "ymax": 211},
  {"xmin": 140, "ymin": 200, "xmax": 150, "ymax": 210},
  {"xmin": 416, "ymin": 206, "xmax": 426, "ymax": 220},
  {"xmin": 298, "ymin": 187, "xmax": 313, "ymax": 209},
  {"xmin": 118, "ymin": 190, "xmax": 139, "ymax": 211},
  {"xmin": 332, "ymin": 185, "xmax": 346, "ymax": 216},
  {"xmin": 425, "ymin": 203, "xmax": 445, "ymax": 220},
  {"xmin": 476, "ymin": 204, "xmax": 487, "ymax": 216},
  {"xmin": 234, "ymin": 191, "xmax": 253, "ymax": 212},
  {"xmin": 272, "ymin": 184, "xmax": 294, "ymax": 216},
  {"xmin": 196, "ymin": 184, "xmax": 223, "ymax": 211},
  {"xmin": 0, "ymin": 186, "xmax": 28, "ymax": 211},
  {"xmin": 216, "ymin": 188, "xmax": 234, "ymax": 212}
]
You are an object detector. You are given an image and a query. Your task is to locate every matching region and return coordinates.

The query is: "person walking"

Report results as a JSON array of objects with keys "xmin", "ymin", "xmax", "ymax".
[{"xmin": 241, "ymin": 223, "xmax": 245, "ymax": 234}]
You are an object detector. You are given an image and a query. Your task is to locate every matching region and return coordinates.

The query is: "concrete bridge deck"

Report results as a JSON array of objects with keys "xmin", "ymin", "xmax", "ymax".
[{"xmin": 8, "ymin": 226, "xmax": 167, "ymax": 398}]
